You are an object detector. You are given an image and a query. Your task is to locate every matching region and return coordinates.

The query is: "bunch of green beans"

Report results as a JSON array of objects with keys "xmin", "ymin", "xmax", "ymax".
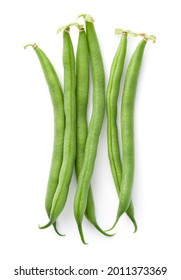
[
  {"xmin": 24, "ymin": 14, "xmax": 155, "ymax": 244},
  {"xmin": 106, "ymin": 29, "xmax": 156, "ymax": 232}
]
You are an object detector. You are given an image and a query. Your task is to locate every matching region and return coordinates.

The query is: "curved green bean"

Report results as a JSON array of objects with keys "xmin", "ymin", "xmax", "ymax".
[
  {"xmin": 111, "ymin": 38, "xmax": 148, "ymax": 229},
  {"xmin": 75, "ymin": 26, "xmax": 113, "ymax": 238},
  {"xmin": 24, "ymin": 44, "xmax": 64, "ymax": 235},
  {"xmin": 74, "ymin": 15, "xmax": 105, "ymax": 244},
  {"xmin": 106, "ymin": 32, "xmax": 137, "ymax": 232},
  {"xmin": 39, "ymin": 27, "xmax": 76, "ymax": 229}
]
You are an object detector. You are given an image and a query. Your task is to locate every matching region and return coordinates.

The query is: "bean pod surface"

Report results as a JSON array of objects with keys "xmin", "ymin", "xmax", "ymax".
[
  {"xmin": 74, "ymin": 15, "xmax": 105, "ymax": 244},
  {"xmin": 106, "ymin": 33, "xmax": 137, "ymax": 231},
  {"xmin": 111, "ymin": 38, "xmax": 147, "ymax": 229},
  {"xmin": 40, "ymin": 29, "xmax": 76, "ymax": 229},
  {"xmin": 75, "ymin": 26, "xmax": 113, "ymax": 238},
  {"xmin": 24, "ymin": 44, "xmax": 64, "ymax": 234}
]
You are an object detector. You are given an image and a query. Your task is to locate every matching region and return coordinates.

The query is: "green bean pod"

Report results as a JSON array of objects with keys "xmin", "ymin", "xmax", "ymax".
[
  {"xmin": 106, "ymin": 33, "xmax": 137, "ymax": 231},
  {"xmin": 24, "ymin": 44, "xmax": 64, "ymax": 235},
  {"xmin": 74, "ymin": 15, "xmax": 105, "ymax": 244},
  {"xmin": 40, "ymin": 28, "xmax": 76, "ymax": 229},
  {"xmin": 75, "ymin": 27, "xmax": 112, "ymax": 237},
  {"xmin": 75, "ymin": 29, "xmax": 89, "ymax": 182},
  {"xmin": 111, "ymin": 38, "xmax": 148, "ymax": 229}
]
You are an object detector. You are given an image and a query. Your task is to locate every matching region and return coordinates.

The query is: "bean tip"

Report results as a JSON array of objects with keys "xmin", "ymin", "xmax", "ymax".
[
  {"xmin": 77, "ymin": 14, "xmax": 94, "ymax": 23},
  {"xmin": 133, "ymin": 223, "xmax": 138, "ymax": 233},
  {"xmin": 53, "ymin": 223, "xmax": 66, "ymax": 236},
  {"xmin": 24, "ymin": 43, "xmax": 38, "ymax": 49},
  {"xmin": 38, "ymin": 220, "xmax": 52, "ymax": 229},
  {"xmin": 95, "ymin": 224, "xmax": 116, "ymax": 237},
  {"xmin": 78, "ymin": 224, "xmax": 88, "ymax": 245}
]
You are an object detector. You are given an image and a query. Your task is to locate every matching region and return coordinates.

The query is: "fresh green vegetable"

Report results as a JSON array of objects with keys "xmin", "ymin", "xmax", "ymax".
[
  {"xmin": 110, "ymin": 33, "xmax": 156, "ymax": 230},
  {"xmin": 106, "ymin": 30, "xmax": 137, "ymax": 232},
  {"xmin": 24, "ymin": 43, "xmax": 64, "ymax": 235},
  {"xmin": 39, "ymin": 26, "xmax": 76, "ymax": 229},
  {"xmin": 74, "ymin": 14, "xmax": 105, "ymax": 244},
  {"xmin": 75, "ymin": 25, "xmax": 113, "ymax": 238}
]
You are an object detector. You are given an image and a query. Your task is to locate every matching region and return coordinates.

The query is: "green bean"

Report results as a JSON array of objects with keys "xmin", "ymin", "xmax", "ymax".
[
  {"xmin": 106, "ymin": 31, "xmax": 137, "ymax": 232},
  {"xmin": 110, "ymin": 34, "xmax": 156, "ymax": 230},
  {"xmin": 39, "ymin": 26, "xmax": 76, "ymax": 229},
  {"xmin": 24, "ymin": 43, "xmax": 64, "ymax": 235},
  {"xmin": 74, "ymin": 15, "xmax": 105, "ymax": 244},
  {"xmin": 75, "ymin": 25, "xmax": 113, "ymax": 238}
]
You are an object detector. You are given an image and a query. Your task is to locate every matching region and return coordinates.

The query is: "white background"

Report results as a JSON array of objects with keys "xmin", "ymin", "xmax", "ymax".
[{"xmin": 0, "ymin": 0, "xmax": 180, "ymax": 279}]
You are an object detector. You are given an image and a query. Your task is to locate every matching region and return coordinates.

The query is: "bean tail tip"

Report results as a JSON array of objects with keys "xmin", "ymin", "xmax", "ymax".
[
  {"xmin": 53, "ymin": 223, "xmax": 66, "ymax": 237},
  {"xmin": 78, "ymin": 224, "xmax": 88, "ymax": 245},
  {"xmin": 133, "ymin": 220, "xmax": 138, "ymax": 233},
  {"xmin": 39, "ymin": 220, "xmax": 52, "ymax": 229},
  {"xmin": 127, "ymin": 215, "xmax": 138, "ymax": 233},
  {"xmin": 105, "ymin": 217, "xmax": 119, "ymax": 232},
  {"xmin": 95, "ymin": 224, "xmax": 116, "ymax": 237},
  {"xmin": 105, "ymin": 224, "xmax": 116, "ymax": 232}
]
